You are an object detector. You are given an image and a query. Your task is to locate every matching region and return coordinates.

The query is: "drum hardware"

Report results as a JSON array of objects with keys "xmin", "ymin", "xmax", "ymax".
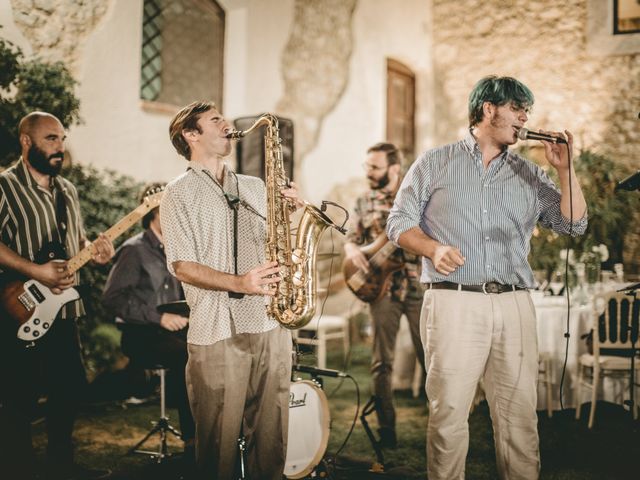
[
  {"xmin": 293, "ymin": 364, "xmax": 347, "ymax": 378},
  {"xmin": 360, "ymin": 396, "xmax": 386, "ymax": 472},
  {"xmin": 237, "ymin": 434, "xmax": 247, "ymax": 480}
]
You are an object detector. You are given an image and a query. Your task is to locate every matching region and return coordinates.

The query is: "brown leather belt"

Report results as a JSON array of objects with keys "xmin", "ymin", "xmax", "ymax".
[{"xmin": 428, "ymin": 281, "xmax": 527, "ymax": 295}]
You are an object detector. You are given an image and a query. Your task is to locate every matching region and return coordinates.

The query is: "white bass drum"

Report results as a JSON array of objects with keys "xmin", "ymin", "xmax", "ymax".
[{"xmin": 284, "ymin": 380, "xmax": 330, "ymax": 479}]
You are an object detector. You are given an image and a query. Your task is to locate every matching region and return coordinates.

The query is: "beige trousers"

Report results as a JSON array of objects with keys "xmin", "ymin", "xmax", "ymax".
[
  {"xmin": 186, "ymin": 326, "xmax": 292, "ymax": 480},
  {"xmin": 421, "ymin": 289, "xmax": 540, "ymax": 480}
]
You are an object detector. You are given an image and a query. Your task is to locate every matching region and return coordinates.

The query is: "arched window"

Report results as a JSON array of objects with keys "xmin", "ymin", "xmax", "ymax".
[{"xmin": 140, "ymin": 0, "xmax": 225, "ymax": 107}]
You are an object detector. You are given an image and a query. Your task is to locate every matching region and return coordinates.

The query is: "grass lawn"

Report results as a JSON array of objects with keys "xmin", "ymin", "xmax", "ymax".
[{"xmin": 27, "ymin": 341, "xmax": 639, "ymax": 479}]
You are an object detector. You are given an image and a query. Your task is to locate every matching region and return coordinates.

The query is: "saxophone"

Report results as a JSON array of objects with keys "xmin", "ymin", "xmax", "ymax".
[{"xmin": 227, "ymin": 114, "xmax": 346, "ymax": 329}]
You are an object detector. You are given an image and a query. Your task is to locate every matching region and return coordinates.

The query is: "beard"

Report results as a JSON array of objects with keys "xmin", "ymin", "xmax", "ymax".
[
  {"xmin": 490, "ymin": 109, "xmax": 517, "ymax": 145},
  {"xmin": 28, "ymin": 144, "xmax": 64, "ymax": 176},
  {"xmin": 369, "ymin": 171, "xmax": 390, "ymax": 190}
]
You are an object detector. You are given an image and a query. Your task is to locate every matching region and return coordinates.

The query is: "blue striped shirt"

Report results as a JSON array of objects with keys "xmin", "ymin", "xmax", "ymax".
[{"xmin": 386, "ymin": 132, "xmax": 587, "ymax": 288}]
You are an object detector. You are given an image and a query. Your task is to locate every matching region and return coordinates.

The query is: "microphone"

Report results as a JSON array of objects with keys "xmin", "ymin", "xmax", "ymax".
[
  {"xmin": 293, "ymin": 364, "xmax": 347, "ymax": 378},
  {"xmin": 615, "ymin": 170, "xmax": 640, "ymax": 192},
  {"xmin": 517, "ymin": 128, "xmax": 567, "ymax": 144}
]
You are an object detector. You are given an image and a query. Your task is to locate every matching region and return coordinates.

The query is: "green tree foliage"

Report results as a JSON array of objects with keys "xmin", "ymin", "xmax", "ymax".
[
  {"xmin": 64, "ymin": 164, "xmax": 144, "ymax": 376},
  {"xmin": 0, "ymin": 30, "xmax": 81, "ymax": 167},
  {"xmin": 529, "ymin": 150, "xmax": 640, "ymax": 279},
  {"xmin": 0, "ymin": 29, "xmax": 144, "ymax": 376}
]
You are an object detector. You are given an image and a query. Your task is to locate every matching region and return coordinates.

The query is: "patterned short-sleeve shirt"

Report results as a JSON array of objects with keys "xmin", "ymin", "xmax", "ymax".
[
  {"xmin": 160, "ymin": 162, "xmax": 279, "ymax": 346},
  {"xmin": 347, "ymin": 185, "xmax": 422, "ymax": 302},
  {"xmin": 0, "ymin": 158, "xmax": 86, "ymax": 318}
]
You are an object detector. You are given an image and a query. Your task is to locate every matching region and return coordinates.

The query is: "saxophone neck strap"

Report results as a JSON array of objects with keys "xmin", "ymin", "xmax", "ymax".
[{"xmin": 197, "ymin": 168, "xmax": 246, "ymax": 299}]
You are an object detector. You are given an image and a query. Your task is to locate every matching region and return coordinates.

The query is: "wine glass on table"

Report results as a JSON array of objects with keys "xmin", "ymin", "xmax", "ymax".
[{"xmin": 548, "ymin": 271, "xmax": 564, "ymax": 296}]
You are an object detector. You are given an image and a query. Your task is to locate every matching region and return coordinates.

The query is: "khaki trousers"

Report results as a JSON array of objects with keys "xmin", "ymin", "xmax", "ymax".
[
  {"xmin": 421, "ymin": 289, "xmax": 540, "ymax": 480},
  {"xmin": 186, "ymin": 326, "xmax": 292, "ymax": 480},
  {"xmin": 370, "ymin": 294, "xmax": 425, "ymax": 430}
]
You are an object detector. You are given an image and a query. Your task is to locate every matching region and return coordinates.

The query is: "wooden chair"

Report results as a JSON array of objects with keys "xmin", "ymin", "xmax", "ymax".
[{"xmin": 574, "ymin": 291, "xmax": 640, "ymax": 428}]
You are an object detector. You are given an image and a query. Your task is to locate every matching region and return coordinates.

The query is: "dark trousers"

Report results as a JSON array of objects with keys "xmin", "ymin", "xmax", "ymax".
[
  {"xmin": 120, "ymin": 324, "xmax": 195, "ymax": 441},
  {"xmin": 0, "ymin": 316, "xmax": 87, "ymax": 477},
  {"xmin": 370, "ymin": 294, "xmax": 425, "ymax": 430}
]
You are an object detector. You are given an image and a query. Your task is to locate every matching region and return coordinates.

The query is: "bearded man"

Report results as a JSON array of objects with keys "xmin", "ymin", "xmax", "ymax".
[
  {"xmin": 343, "ymin": 142, "xmax": 425, "ymax": 449},
  {"xmin": 0, "ymin": 112, "xmax": 114, "ymax": 480}
]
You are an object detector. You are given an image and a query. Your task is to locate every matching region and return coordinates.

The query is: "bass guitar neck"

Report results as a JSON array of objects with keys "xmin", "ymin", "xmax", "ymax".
[{"xmin": 0, "ymin": 190, "xmax": 164, "ymax": 342}]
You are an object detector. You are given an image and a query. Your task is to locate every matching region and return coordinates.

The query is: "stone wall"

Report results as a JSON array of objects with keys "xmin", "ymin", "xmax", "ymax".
[
  {"xmin": 431, "ymin": 0, "xmax": 639, "ymax": 169},
  {"xmin": 9, "ymin": 0, "xmax": 112, "ymax": 73}
]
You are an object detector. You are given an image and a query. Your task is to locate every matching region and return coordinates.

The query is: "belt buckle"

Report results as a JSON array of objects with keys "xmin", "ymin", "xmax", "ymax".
[{"xmin": 482, "ymin": 282, "xmax": 500, "ymax": 294}]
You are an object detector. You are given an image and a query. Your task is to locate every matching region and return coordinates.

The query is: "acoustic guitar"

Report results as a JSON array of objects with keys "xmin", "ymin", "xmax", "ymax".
[
  {"xmin": 0, "ymin": 190, "xmax": 164, "ymax": 342},
  {"xmin": 342, "ymin": 233, "xmax": 404, "ymax": 303}
]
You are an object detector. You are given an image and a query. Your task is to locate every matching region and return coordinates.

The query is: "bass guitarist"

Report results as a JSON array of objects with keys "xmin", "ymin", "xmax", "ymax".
[
  {"xmin": 343, "ymin": 142, "xmax": 425, "ymax": 449},
  {"xmin": 0, "ymin": 112, "xmax": 114, "ymax": 480}
]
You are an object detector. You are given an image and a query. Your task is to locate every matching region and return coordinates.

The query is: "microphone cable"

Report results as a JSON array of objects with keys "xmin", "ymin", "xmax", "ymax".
[
  {"xmin": 558, "ymin": 141, "xmax": 574, "ymax": 411},
  {"xmin": 331, "ymin": 372, "xmax": 361, "ymax": 459}
]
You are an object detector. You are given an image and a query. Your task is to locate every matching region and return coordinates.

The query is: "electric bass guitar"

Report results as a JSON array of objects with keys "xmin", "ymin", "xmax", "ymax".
[
  {"xmin": 342, "ymin": 233, "xmax": 404, "ymax": 303},
  {"xmin": 0, "ymin": 190, "xmax": 164, "ymax": 342}
]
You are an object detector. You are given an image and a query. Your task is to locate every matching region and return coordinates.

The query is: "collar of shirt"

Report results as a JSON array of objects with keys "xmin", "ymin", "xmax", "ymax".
[
  {"xmin": 142, "ymin": 228, "xmax": 166, "ymax": 256},
  {"xmin": 462, "ymin": 130, "xmax": 510, "ymax": 172},
  {"xmin": 16, "ymin": 156, "xmax": 62, "ymax": 195},
  {"xmin": 188, "ymin": 161, "xmax": 238, "ymax": 196}
]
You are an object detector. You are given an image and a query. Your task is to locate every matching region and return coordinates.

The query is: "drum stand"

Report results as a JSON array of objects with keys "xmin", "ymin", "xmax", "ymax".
[
  {"xmin": 237, "ymin": 434, "xmax": 247, "ymax": 480},
  {"xmin": 360, "ymin": 396, "xmax": 386, "ymax": 473}
]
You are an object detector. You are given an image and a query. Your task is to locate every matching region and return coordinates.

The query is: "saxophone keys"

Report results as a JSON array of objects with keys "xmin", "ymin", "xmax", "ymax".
[
  {"xmin": 292, "ymin": 271, "xmax": 306, "ymax": 287},
  {"xmin": 291, "ymin": 248, "xmax": 306, "ymax": 264}
]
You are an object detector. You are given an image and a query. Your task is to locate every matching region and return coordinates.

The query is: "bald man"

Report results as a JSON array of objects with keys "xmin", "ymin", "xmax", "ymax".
[{"xmin": 0, "ymin": 112, "xmax": 114, "ymax": 480}]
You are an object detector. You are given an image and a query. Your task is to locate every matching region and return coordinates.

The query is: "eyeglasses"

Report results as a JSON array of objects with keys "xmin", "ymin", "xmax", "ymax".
[{"xmin": 362, "ymin": 163, "xmax": 388, "ymax": 173}]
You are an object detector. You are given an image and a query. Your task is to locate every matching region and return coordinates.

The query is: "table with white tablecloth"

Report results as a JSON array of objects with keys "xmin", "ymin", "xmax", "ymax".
[{"xmin": 534, "ymin": 294, "xmax": 634, "ymax": 411}]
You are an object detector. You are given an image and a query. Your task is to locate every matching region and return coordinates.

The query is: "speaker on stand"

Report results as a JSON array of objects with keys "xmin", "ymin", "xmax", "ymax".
[{"xmin": 233, "ymin": 114, "xmax": 294, "ymax": 181}]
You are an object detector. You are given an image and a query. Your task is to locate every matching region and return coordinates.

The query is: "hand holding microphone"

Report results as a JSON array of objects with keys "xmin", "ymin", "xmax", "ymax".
[
  {"xmin": 519, "ymin": 127, "xmax": 573, "ymax": 172},
  {"xmin": 516, "ymin": 127, "xmax": 567, "ymax": 144}
]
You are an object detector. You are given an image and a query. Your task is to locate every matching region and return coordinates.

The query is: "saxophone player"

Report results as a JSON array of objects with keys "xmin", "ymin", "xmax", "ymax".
[{"xmin": 161, "ymin": 101, "xmax": 302, "ymax": 480}]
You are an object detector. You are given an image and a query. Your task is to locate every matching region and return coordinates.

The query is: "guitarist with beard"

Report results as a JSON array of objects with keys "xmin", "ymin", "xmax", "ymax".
[
  {"xmin": 0, "ymin": 112, "xmax": 114, "ymax": 480},
  {"xmin": 342, "ymin": 142, "xmax": 425, "ymax": 449}
]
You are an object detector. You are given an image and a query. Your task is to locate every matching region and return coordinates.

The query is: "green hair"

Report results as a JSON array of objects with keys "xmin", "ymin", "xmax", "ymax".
[{"xmin": 468, "ymin": 76, "xmax": 534, "ymax": 127}]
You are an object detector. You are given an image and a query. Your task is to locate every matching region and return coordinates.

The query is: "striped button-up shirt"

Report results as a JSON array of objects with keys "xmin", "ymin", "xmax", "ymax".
[
  {"xmin": 387, "ymin": 132, "xmax": 588, "ymax": 288},
  {"xmin": 0, "ymin": 158, "xmax": 85, "ymax": 318},
  {"xmin": 160, "ymin": 162, "xmax": 279, "ymax": 346}
]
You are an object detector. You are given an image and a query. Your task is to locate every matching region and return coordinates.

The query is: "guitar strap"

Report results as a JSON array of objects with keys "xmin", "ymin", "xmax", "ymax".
[{"xmin": 52, "ymin": 178, "xmax": 69, "ymax": 254}]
